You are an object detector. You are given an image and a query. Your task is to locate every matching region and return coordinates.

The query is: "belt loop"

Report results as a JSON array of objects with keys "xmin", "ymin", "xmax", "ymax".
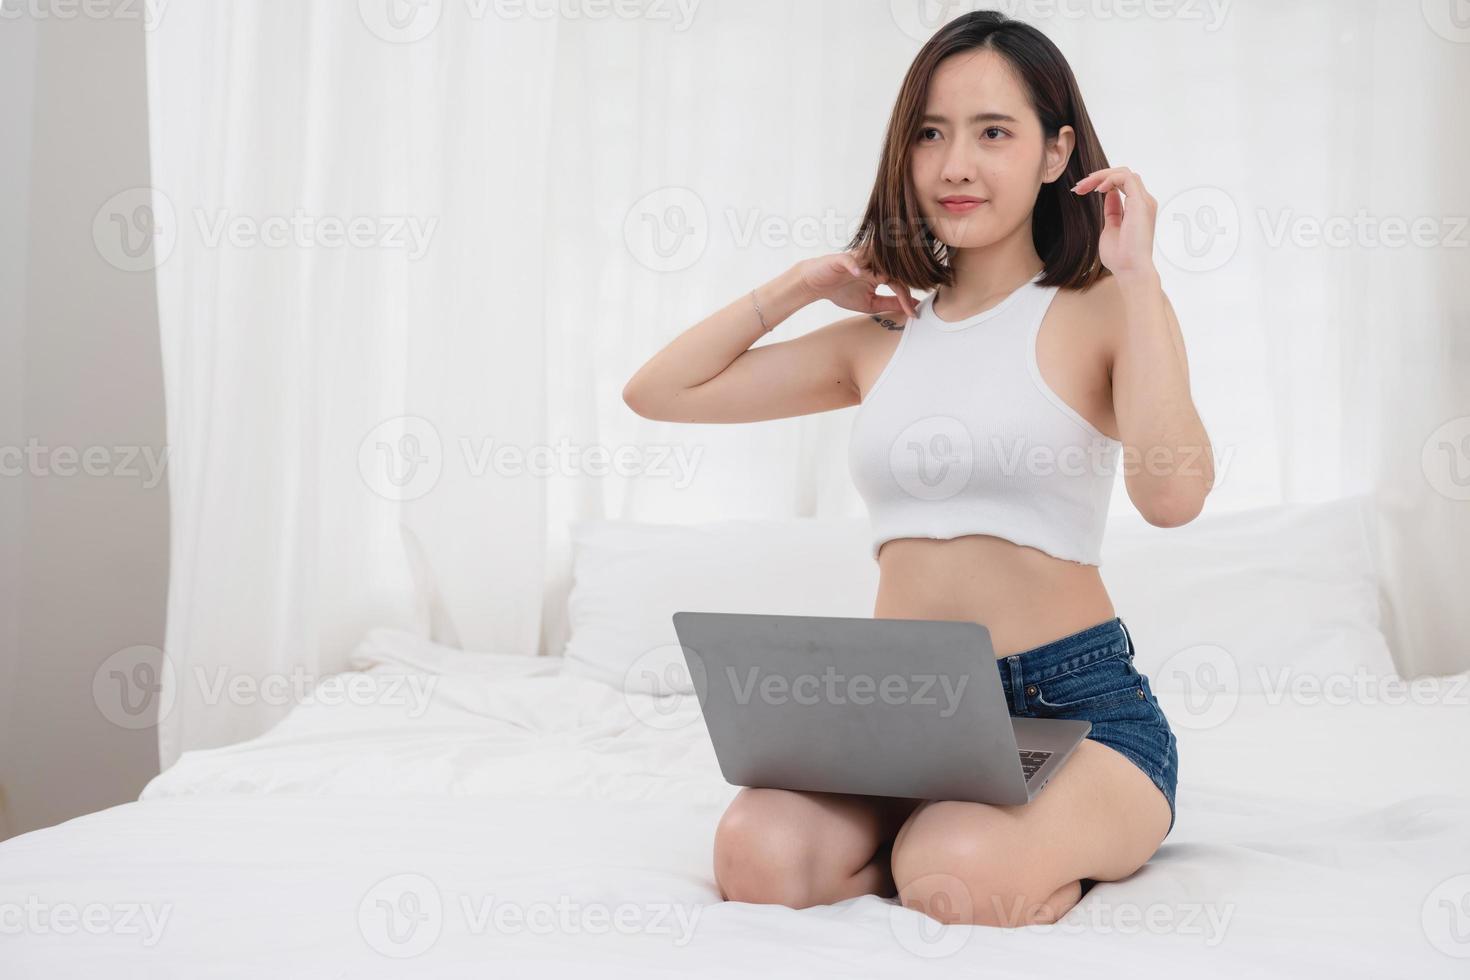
[
  {"xmin": 1005, "ymin": 655, "xmax": 1027, "ymax": 712},
  {"xmin": 1118, "ymin": 618, "xmax": 1135, "ymax": 660}
]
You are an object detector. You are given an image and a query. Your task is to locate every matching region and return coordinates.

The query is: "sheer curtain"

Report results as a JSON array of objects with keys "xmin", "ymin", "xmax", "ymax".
[{"xmin": 143, "ymin": 0, "xmax": 1469, "ymax": 766}]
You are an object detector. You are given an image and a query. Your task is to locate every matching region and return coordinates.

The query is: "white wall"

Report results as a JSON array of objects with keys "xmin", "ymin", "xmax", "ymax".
[{"xmin": 0, "ymin": 5, "xmax": 168, "ymax": 840}]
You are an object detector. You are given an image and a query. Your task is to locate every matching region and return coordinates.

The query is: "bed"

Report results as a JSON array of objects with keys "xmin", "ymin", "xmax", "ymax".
[{"xmin": 3, "ymin": 497, "xmax": 1467, "ymax": 978}]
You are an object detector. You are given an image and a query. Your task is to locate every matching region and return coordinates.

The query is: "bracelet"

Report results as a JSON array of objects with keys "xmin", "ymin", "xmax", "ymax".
[{"xmin": 750, "ymin": 288, "xmax": 771, "ymax": 333}]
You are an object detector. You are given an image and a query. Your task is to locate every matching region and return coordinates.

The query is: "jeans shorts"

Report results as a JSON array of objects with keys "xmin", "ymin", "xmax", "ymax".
[{"xmin": 995, "ymin": 616, "xmax": 1179, "ymax": 838}]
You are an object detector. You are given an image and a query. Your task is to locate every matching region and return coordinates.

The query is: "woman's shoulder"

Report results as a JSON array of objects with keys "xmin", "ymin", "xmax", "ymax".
[
  {"xmin": 1055, "ymin": 269, "xmax": 1121, "ymax": 311},
  {"xmin": 1051, "ymin": 272, "xmax": 1130, "ymax": 342},
  {"xmin": 1044, "ymin": 273, "xmax": 1130, "ymax": 378}
]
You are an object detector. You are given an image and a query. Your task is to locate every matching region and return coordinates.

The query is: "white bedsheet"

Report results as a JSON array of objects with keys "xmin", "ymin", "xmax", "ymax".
[{"xmin": 2, "ymin": 628, "xmax": 1468, "ymax": 978}]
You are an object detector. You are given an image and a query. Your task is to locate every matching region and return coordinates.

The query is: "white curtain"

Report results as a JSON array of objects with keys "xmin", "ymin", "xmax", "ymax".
[{"xmin": 143, "ymin": 0, "xmax": 1470, "ymax": 767}]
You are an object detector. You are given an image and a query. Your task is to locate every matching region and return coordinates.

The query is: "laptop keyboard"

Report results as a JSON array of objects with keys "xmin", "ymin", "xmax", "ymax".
[{"xmin": 1019, "ymin": 749, "xmax": 1053, "ymax": 781}]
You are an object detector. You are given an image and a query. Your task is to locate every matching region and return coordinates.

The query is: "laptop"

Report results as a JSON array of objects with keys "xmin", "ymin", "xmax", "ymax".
[{"xmin": 670, "ymin": 610, "xmax": 1091, "ymax": 806}]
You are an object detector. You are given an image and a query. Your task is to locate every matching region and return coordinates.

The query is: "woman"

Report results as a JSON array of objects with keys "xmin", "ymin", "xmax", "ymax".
[{"xmin": 621, "ymin": 11, "xmax": 1212, "ymax": 928}]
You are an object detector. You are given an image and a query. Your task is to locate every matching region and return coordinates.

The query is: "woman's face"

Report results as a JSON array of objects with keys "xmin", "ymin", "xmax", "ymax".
[{"xmin": 910, "ymin": 48, "xmax": 1073, "ymax": 252}]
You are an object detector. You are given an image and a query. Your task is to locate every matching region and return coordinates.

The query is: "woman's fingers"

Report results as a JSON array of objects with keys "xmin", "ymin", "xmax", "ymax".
[
  {"xmin": 878, "ymin": 295, "xmax": 909, "ymax": 317},
  {"xmin": 830, "ymin": 250, "xmax": 918, "ymax": 318},
  {"xmin": 887, "ymin": 289, "xmax": 911, "ymax": 320},
  {"xmin": 867, "ymin": 286, "xmax": 905, "ymax": 316},
  {"xmin": 872, "ymin": 273, "xmax": 917, "ymax": 319}
]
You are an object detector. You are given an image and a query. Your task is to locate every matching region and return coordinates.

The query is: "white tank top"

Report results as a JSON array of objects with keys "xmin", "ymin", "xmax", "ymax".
[{"xmin": 847, "ymin": 271, "xmax": 1122, "ymax": 565}]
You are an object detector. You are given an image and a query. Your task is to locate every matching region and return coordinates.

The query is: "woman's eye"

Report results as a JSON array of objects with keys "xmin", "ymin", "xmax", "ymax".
[{"xmin": 918, "ymin": 126, "xmax": 1005, "ymax": 142}]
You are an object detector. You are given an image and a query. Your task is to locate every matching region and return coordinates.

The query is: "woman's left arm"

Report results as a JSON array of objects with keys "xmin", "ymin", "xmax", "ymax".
[{"xmin": 1073, "ymin": 166, "xmax": 1215, "ymax": 528}]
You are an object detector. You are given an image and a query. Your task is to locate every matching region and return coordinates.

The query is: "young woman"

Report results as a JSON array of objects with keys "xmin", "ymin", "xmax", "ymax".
[{"xmin": 622, "ymin": 11, "xmax": 1212, "ymax": 928}]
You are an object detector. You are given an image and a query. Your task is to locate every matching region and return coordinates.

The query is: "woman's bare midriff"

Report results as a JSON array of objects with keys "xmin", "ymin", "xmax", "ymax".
[
  {"xmin": 854, "ymin": 283, "xmax": 1121, "ymax": 658},
  {"xmin": 872, "ymin": 533, "xmax": 1116, "ymax": 659}
]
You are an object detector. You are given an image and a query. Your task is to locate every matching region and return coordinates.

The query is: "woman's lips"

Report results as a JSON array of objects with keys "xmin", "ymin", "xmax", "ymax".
[{"xmin": 940, "ymin": 199, "xmax": 985, "ymax": 214}]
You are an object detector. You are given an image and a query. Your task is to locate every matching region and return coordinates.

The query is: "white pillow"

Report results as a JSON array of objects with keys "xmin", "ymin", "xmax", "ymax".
[
  {"xmin": 561, "ymin": 496, "xmax": 1397, "ymax": 699},
  {"xmin": 562, "ymin": 518, "xmax": 876, "ymax": 693},
  {"xmin": 1100, "ymin": 493, "xmax": 1398, "ymax": 694}
]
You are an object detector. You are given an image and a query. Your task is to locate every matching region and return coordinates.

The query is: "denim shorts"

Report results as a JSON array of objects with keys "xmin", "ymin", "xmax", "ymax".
[{"xmin": 995, "ymin": 616, "xmax": 1179, "ymax": 838}]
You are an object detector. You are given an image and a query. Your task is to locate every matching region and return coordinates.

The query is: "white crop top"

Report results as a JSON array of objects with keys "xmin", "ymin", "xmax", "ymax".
[{"xmin": 847, "ymin": 271, "xmax": 1122, "ymax": 564}]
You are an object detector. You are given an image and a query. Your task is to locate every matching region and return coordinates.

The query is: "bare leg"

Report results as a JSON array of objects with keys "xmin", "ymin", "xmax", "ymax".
[
  {"xmin": 890, "ymin": 740, "xmax": 1171, "ymax": 927},
  {"xmin": 714, "ymin": 787, "xmax": 922, "ymax": 908}
]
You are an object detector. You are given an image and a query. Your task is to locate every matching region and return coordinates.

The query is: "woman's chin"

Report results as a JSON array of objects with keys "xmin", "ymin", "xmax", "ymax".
[
  {"xmin": 926, "ymin": 214, "xmax": 1006, "ymax": 250},
  {"xmin": 932, "ymin": 230, "xmax": 1001, "ymax": 251}
]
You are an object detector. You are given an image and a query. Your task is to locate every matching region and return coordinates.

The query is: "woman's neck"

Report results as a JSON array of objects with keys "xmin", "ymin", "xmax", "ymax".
[{"xmin": 937, "ymin": 231, "xmax": 1045, "ymax": 317}]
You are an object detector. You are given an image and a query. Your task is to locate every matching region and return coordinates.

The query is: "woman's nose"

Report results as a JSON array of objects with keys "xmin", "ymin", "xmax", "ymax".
[{"xmin": 940, "ymin": 146, "xmax": 978, "ymax": 184}]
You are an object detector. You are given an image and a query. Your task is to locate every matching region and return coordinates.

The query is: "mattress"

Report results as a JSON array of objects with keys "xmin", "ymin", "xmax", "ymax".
[{"xmin": 2, "ymin": 629, "xmax": 1467, "ymax": 978}]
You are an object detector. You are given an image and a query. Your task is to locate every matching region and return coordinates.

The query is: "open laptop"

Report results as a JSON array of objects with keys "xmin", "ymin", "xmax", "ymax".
[{"xmin": 670, "ymin": 610, "xmax": 1091, "ymax": 806}]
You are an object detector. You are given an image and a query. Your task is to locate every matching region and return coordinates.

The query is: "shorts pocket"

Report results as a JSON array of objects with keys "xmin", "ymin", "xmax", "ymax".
[{"xmin": 1029, "ymin": 654, "xmax": 1148, "ymax": 715}]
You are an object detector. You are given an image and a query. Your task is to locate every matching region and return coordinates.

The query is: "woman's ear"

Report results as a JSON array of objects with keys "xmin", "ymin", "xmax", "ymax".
[{"xmin": 1045, "ymin": 125, "xmax": 1076, "ymax": 184}]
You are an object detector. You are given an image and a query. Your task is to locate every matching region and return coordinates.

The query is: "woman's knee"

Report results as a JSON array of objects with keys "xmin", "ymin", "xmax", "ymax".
[
  {"xmin": 890, "ymin": 803, "xmax": 1058, "ymax": 927},
  {"xmin": 713, "ymin": 789, "xmax": 825, "ymax": 907}
]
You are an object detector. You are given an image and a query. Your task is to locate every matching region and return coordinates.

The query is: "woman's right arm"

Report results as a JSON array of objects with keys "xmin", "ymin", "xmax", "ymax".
[{"xmin": 621, "ymin": 253, "xmax": 918, "ymax": 424}]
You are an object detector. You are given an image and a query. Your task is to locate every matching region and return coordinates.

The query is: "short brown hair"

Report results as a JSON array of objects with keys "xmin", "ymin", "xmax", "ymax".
[{"xmin": 847, "ymin": 11, "xmax": 1112, "ymax": 292}]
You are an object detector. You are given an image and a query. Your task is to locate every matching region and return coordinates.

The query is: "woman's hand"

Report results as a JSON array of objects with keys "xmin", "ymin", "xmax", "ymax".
[
  {"xmin": 795, "ymin": 247, "xmax": 920, "ymax": 320},
  {"xmin": 1073, "ymin": 166, "xmax": 1159, "ymax": 282}
]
